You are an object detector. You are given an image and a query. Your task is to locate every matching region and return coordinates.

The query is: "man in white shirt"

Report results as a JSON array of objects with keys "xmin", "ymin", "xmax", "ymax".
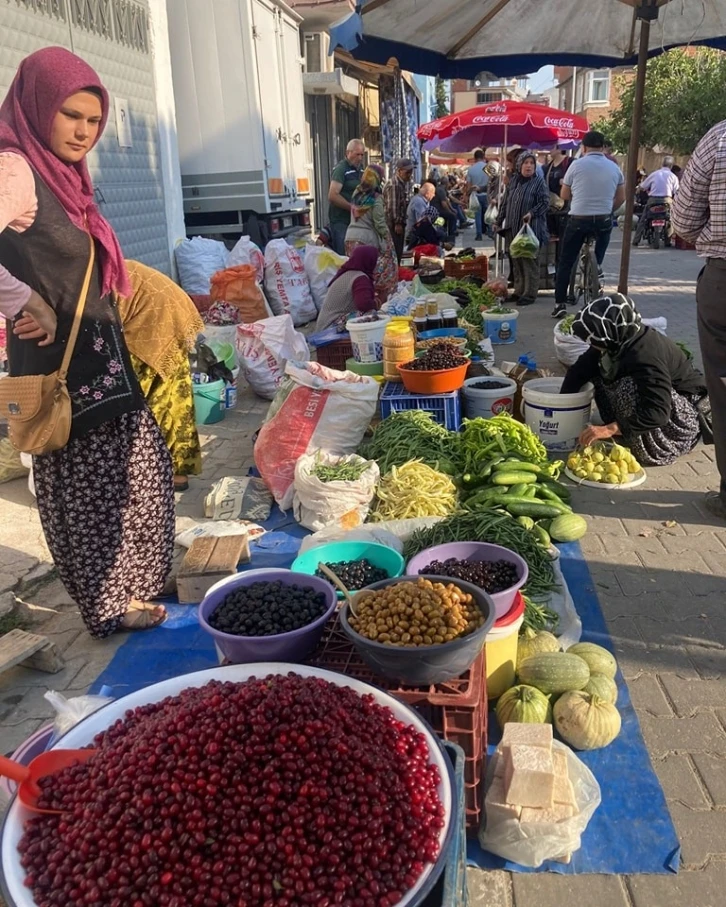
[
  {"xmin": 552, "ymin": 131, "xmax": 625, "ymax": 318},
  {"xmin": 633, "ymin": 155, "xmax": 680, "ymax": 246}
]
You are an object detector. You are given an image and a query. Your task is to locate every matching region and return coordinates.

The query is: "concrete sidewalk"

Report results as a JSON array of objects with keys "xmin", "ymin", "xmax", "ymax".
[{"xmin": 2, "ymin": 232, "xmax": 725, "ymax": 907}]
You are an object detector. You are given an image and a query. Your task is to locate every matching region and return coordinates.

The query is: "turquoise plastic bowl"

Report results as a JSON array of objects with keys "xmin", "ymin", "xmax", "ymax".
[{"xmin": 290, "ymin": 541, "xmax": 405, "ymax": 597}]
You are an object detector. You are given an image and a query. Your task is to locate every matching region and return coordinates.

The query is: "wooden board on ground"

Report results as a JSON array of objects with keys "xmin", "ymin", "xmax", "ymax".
[
  {"xmin": 177, "ymin": 535, "xmax": 251, "ymax": 604},
  {"xmin": 0, "ymin": 628, "xmax": 64, "ymax": 674}
]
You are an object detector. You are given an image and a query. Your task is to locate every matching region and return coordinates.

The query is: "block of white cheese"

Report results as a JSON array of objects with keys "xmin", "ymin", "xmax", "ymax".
[
  {"xmin": 520, "ymin": 802, "xmax": 575, "ymax": 823},
  {"xmin": 485, "ymin": 776, "xmax": 522, "ymax": 822},
  {"xmin": 504, "ymin": 743, "xmax": 555, "ymax": 808},
  {"xmin": 553, "ymin": 749, "xmax": 568, "ymax": 777},
  {"xmin": 499, "ymin": 722, "xmax": 553, "ymax": 752},
  {"xmin": 553, "ymin": 852, "xmax": 572, "ymax": 864},
  {"xmin": 553, "ymin": 772, "xmax": 577, "ymax": 810}
]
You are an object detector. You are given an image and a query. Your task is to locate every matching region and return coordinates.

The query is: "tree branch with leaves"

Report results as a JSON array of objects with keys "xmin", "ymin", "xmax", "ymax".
[{"xmin": 595, "ymin": 48, "xmax": 726, "ymax": 155}]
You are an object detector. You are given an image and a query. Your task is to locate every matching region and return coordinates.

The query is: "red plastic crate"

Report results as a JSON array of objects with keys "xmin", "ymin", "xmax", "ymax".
[
  {"xmin": 309, "ymin": 617, "xmax": 488, "ymax": 833},
  {"xmin": 315, "ymin": 338, "xmax": 353, "ymax": 370}
]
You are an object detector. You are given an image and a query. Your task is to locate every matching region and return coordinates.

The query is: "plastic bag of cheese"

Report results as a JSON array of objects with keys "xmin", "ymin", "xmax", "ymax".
[{"xmin": 479, "ymin": 736, "xmax": 601, "ymax": 867}]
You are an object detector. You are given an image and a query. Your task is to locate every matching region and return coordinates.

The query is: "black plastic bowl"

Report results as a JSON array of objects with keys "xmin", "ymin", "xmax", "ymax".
[{"xmin": 339, "ymin": 574, "xmax": 496, "ymax": 686}]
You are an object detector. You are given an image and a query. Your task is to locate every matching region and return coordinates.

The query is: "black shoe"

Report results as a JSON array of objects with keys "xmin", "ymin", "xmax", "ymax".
[
  {"xmin": 552, "ymin": 302, "xmax": 567, "ymax": 319},
  {"xmin": 517, "ymin": 297, "xmax": 536, "ymax": 307},
  {"xmin": 474, "ymin": 234, "xmax": 483, "ymax": 241}
]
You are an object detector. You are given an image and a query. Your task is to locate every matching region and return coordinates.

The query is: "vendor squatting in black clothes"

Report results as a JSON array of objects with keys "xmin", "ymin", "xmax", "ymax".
[{"xmin": 561, "ymin": 294, "xmax": 709, "ymax": 467}]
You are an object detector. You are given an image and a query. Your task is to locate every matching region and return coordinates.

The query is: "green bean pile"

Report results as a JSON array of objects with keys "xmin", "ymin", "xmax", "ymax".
[
  {"xmin": 359, "ymin": 411, "xmax": 462, "ymax": 476},
  {"xmin": 402, "ymin": 511, "xmax": 558, "ymax": 597},
  {"xmin": 311, "ymin": 457, "xmax": 372, "ymax": 483},
  {"xmin": 522, "ymin": 594, "xmax": 560, "ymax": 632}
]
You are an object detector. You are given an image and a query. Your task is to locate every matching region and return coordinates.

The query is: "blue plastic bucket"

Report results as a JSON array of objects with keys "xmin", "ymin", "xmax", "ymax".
[{"xmin": 193, "ymin": 378, "xmax": 226, "ymax": 425}]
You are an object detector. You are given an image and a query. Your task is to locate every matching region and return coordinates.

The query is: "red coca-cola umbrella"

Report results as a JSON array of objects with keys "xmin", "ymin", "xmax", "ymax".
[{"xmin": 418, "ymin": 100, "xmax": 589, "ymax": 153}]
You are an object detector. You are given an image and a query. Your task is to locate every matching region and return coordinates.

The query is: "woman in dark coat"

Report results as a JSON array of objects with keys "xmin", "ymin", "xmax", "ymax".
[
  {"xmin": 496, "ymin": 150, "xmax": 549, "ymax": 306},
  {"xmin": 562, "ymin": 294, "xmax": 708, "ymax": 466}
]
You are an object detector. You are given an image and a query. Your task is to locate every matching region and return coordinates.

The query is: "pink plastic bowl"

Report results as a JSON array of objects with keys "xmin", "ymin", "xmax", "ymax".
[{"xmin": 406, "ymin": 541, "xmax": 528, "ymax": 620}]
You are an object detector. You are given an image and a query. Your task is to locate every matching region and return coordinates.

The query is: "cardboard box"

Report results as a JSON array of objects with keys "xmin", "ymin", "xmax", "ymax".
[{"xmin": 177, "ymin": 535, "xmax": 251, "ymax": 603}]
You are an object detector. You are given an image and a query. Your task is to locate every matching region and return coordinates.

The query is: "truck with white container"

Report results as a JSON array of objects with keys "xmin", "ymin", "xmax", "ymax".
[{"xmin": 167, "ymin": 0, "xmax": 313, "ymax": 245}]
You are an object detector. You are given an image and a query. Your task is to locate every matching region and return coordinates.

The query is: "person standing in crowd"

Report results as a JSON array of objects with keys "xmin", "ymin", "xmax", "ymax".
[
  {"xmin": 551, "ymin": 131, "xmax": 625, "ymax": 319},
  {"xmin": 496, "ymin": 150, "xmax": 549, "ymax": 307},
  {"xmin": 633, "ymin": 155, "xmax": 680, "ymax": 246},
  {"xmin": 671, "ymin": 121, "xmax": 726, "ymax": 520},
  {"xmin": 428, "ymin": 173, "xmax": 458, "ymax": 241},
  {"xmin": 327, "ymin": 138, "xmax": 366, "ymax": 254},
  {"xmin": 545, "ymin": 148, "xmax": 571, "ymax": 267},
  {"xmin": 405, "ymin": 181, "xmax": 444, "ymax": 248},
  {"xmin": 467, "ymin": 149, "xmax": 489, "ymax": 241},
  {"xmin": 345, "ymin": 164, "xmax": 398, "ymax": 305},
  {"xmin": 562, "ymin": 295, "xmax": 707, "ymax": 467},
  {"xmin": 0, "ymin": 47, "xmax": 174, "ymax": 636},
  {"xmin": 383, "ymin": 158, "xmax": 414, "ymax": 263}
]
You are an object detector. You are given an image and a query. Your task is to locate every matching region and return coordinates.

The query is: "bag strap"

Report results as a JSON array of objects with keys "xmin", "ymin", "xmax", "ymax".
[{"xmin": 59, "ymin": 234, "xmax": 95, "ymax": 381}]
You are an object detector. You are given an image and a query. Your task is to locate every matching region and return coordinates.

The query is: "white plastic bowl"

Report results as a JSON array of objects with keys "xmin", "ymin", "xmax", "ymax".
[{"xmin": 0, "ymin": 664, "xmax": 453, "ymax": 907}]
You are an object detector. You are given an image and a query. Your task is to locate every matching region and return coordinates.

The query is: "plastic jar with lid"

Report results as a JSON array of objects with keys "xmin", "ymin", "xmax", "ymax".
[
  {"xmin": 442, "ymin": 309, "xmax": 458, "ymax": 328},
  {"xmin": 383, "ymin": 322, "xmax": 415, "ymax": 381}
]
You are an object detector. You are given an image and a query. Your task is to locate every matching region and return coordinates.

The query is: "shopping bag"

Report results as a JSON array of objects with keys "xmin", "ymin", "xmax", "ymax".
[
  {"xmin": 484, "ymin": 203, "xmax": 499, "ymax": 226},
  {"xmin": 509, "ymin": 224, "xmax": 540, "ymax": 259},
  {"xmin": 468, "ymin": 192, "xmax": 481, "ymax": 211}
]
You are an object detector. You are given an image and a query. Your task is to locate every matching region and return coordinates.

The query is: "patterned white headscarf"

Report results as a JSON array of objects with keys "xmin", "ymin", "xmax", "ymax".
[{"xmin": 573, "ymin": 293, "xmax": 643, "ymax": 352}]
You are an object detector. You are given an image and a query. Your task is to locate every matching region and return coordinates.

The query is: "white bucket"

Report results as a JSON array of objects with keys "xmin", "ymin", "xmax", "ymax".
[
  {"xmin": 522, "ymin": 378, "xmax": 594, "ymax": 452},
  {"xmin": 347, "ymin": 314, "xmax": 391, "ymax": 363},
  {"xmin": 462, "ymin": 376, "xmax": 517, "ymax": 419},
  {"xmin": 224, "ymin": 366, "xmax": 239, "ymax": 410},
  {"xmin": 483, "ymin": 310, "xmax": 518, "ymax": 344}
]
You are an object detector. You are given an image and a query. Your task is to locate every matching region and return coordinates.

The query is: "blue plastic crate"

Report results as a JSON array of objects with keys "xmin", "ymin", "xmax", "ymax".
[
  {"xmin": 379, "ymin": 382, "xmax": 462, "ymax": 430},
  {"xmin": 422, "ymin": 741, "xmax": 468, "ymax": 907}
]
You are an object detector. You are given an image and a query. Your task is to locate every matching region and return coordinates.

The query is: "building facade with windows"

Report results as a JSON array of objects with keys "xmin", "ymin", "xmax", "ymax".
[
  {"xmin": 451, "ymin": 75, "xmax": 528, "ymax": 113},
  {"xmin": 554, "ymin": 66, "xmax": 633, "ymax": 122}
]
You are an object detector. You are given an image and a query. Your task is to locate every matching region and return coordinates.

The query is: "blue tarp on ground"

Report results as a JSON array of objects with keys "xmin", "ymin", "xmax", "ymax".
[{"xmin": 87, "ymin": 524, "xmax": 679, "ymax": 875}]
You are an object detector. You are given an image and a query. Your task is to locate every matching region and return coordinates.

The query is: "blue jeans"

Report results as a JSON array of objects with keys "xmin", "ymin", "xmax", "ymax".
[
  {"xmin": 474, "ymin": 193, "xmax": 488, "ymax": 237},
  {"xmin": 554, "ymin": 215, "xmax": 612, "ymax": 305},
  {"xmin": 329, "ymin": 221, "xmax": 349, "ymax": 255}
]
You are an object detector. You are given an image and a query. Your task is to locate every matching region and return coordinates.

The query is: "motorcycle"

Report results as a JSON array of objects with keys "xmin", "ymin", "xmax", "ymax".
[{"xmin": 639, "ymin": 201, "xmax": 671, "ymax": 250}]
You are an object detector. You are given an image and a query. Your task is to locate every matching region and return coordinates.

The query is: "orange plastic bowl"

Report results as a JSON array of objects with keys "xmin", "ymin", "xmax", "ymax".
[{"xmin": 397, "ymin": 360, "xmax": 470, "ymax": 394}]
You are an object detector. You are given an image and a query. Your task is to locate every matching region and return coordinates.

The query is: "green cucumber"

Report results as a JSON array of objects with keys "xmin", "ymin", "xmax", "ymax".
[
  {"xmin": 491, "ymin": 471, "xmax": 538, "ymax": 486},
  {"xmin": 493, "ymin": 460, "xmax": 542, "ymax": 474},
  {"xmin": 507, "ymin": 482, "xmax": 530, "ymax": 497},
  {"xmin": 539, "ymin": 478, "xmax": 572, "ymax": 501},
  {"xmin": 517, "ymin": 516, "xmax": 536, "ymax": 530},
  {"xmin": 532, "ymin": 523, "xmax": 551, "ymax": 547},
  {"xmin": 505, "ymin": 501, "xmax": 568, "ymax": 519},
  {"xmin": 535, "ymin": 484, "xmax": 573, "ymax": 511}
]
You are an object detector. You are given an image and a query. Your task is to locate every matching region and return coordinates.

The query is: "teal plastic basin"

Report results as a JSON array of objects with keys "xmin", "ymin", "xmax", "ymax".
[{"xmin": 291, "ymin": 541, "xmax": 405, "ymax": 597}]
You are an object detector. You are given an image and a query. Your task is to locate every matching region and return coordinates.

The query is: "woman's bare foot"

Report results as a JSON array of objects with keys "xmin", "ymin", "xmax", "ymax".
[{"xmin": 120, "ymin": 601, "xmax": 167, "ymax": 631}]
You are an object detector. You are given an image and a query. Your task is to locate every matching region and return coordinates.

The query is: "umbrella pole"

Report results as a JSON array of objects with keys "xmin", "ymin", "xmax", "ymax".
[
  {"xmin": 495, "ymin": 126, "xmax": 508, "ymax": 278},
  {"xmin": 618, "ymin": 6, "xmax": 653, "ymax": 295}
]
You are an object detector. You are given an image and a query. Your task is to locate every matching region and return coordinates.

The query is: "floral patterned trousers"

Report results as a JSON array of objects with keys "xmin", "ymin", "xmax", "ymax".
[{"xmin": 33, "ymin": 408, "xmax": 175, "ymax": 638}]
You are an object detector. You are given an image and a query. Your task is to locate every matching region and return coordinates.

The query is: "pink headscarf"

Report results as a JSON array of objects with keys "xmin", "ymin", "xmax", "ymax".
[{"xmin": 0, "ymin": 46, "xmax": 130, "ymax": 297}]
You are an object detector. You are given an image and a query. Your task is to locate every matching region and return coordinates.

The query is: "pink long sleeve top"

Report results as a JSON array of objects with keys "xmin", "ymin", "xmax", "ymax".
[{"xmin": 0, "ymin": 152, "xmax": 40, "ymax": 317}]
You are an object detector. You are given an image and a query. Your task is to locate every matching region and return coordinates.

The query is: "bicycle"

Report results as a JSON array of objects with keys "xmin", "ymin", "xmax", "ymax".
[{"xmin": 567, "ymin": 236, "xmax": 602, "ymax": 308}]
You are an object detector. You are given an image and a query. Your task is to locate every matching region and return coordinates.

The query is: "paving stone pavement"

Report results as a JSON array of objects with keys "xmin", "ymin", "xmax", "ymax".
[{"xmin": 0, "ymin": 231, "xmax": 723, "ymax": 906}]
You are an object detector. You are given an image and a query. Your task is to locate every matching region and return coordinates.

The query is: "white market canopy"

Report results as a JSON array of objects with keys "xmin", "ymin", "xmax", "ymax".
[{"xmin": 330, "ymin": 0, "xmax": 726, "ymax": 79}]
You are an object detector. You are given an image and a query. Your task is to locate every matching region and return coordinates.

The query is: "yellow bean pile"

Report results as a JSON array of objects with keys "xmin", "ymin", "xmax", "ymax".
[
  {"xmin": 370, "ymin": 460, "xmax": 458, "ymax": 521},
  {"xmin": 349, "ymin": 578, "xmax": 484, "ymax": 647}
]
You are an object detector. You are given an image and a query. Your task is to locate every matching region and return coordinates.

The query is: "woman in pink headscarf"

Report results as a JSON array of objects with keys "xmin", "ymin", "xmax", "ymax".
[{"xmin": 0, "ymin": 47, "xmax": 174, "ymax": 636}]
